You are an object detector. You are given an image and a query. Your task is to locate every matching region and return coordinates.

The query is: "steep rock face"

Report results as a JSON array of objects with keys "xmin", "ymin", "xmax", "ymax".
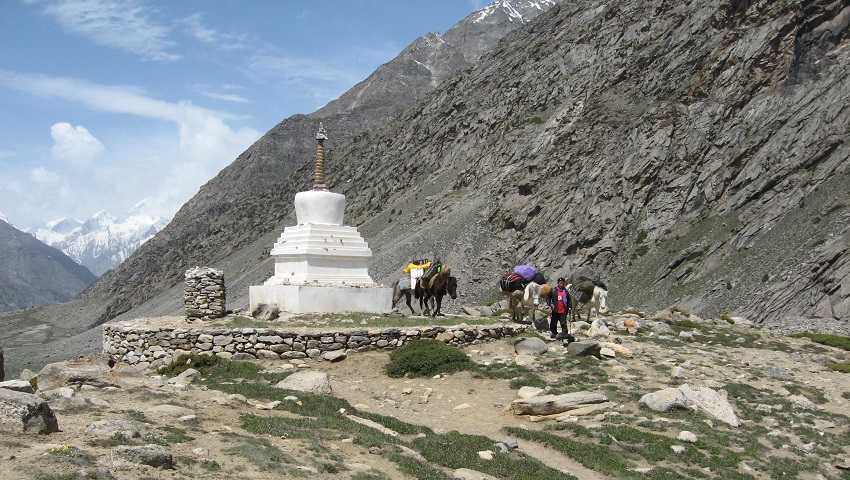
[
  {"xmin": 325, "ymin": 0, "xmax": 849, "ymax": 333},
  {"xmin": 0, "ymin": 221, "xmax": 96, "ymax": 312}
]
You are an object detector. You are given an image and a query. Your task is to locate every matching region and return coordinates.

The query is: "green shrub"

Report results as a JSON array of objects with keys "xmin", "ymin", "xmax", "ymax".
[
  {"xmin": 158, "ymin": 353, "xmax": 222, "ymax": 377},
  {"xmin": 385, "ymin": 340, "xmax": 473, "ymax": 378},
  {"xmin": 672, "ymin": 319, "xmax": 701, "ymax": 329}
]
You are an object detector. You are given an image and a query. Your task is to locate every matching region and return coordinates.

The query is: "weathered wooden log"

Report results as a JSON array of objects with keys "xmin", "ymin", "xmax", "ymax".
[{"xmin": 511, "ymin": 391, "xmax": 608, "ymax": 416}]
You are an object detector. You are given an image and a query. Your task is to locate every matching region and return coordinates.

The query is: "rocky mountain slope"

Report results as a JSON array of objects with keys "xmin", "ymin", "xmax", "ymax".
[
  {"xmin": 0, "ymin": 219, "xmax": 96, "ymax": 312},
  {"xmin": 1, "ymin": 0, "xmax": 848, "ymax": 370}
]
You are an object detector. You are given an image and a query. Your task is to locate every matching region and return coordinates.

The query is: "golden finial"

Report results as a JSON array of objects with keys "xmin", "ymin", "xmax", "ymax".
[{"xmin": 313, "ymin": 123, "xmax": 328, "ymax": 191}]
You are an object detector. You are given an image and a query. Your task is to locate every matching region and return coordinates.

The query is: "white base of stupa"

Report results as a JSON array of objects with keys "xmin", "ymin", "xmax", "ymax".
[{"xmin": 249, "ymin": 284, "xmax": 392, "ymax": 314}]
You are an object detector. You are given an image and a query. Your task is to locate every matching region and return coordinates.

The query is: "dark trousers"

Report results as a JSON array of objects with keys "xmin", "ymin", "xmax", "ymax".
[{"xmin": 550, "ymin": 311, "xmax": 567, "ymax": 336}]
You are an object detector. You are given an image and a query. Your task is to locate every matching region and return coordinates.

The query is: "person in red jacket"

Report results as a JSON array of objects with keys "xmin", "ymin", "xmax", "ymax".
[{"xmin": 547, "ymin": 277, "xmax": 571, "ymax": 339}]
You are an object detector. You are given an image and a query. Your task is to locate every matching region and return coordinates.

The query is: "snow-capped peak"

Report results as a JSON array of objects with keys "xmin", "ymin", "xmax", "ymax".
[
  {"xmin": 473, "ymin": 0, "xmax": 557, "ymax": 24},
  {"xmin": 31, "ymin": 209, "xmax": 170, "ymax": 276}
]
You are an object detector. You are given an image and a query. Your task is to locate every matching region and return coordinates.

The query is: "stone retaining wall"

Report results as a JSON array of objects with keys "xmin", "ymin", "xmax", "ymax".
[{"xmin": 103, "ymin": 322, "xmax": 528, "ymax": 371}]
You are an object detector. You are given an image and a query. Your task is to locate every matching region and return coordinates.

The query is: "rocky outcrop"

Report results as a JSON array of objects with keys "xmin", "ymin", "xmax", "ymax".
[{"xmin": 0, "ymin": 388, "xmax": 59, "ymax": 434}]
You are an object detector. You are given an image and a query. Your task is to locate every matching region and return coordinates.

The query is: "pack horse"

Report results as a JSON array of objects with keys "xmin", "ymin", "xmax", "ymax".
[
  {"xmin": 567, "ymin": 278, "xmax": 609, "ymax": 323},
  {"xmin": 499, "ymin": 266, "xmax": 550, "ymax": 328},
  {"xmin": 392, "ymin": 260, "xmax": 457, "ymax": 317}
]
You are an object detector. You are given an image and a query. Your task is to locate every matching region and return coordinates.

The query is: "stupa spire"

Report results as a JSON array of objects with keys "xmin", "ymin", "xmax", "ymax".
[{"xmin": 313, "ymin": 123, "xmax": 328, "ymax": 191}]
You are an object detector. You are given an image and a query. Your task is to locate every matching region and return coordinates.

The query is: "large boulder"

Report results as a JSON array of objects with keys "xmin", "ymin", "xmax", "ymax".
[
  {"xmin": 514, "ymin": 337, "xmax": 547, "ymax": 355},
  {"xmin": 639, "ymin": 384, "xmax": 740, "ymax": 427},
  {"xmin": 35, "ymin": 357, "xmax": 117, "ymax": 392},
  {"xmin": 274, "ymin": 371, "xmax": 332, "ymax": 395},
  {"xmin": 110, "ymin": 444, "xmax": 173, "ymax": 468},
  {"xmin": 0, "ymin": 388, "xmax": 60, "ymax": 434}
]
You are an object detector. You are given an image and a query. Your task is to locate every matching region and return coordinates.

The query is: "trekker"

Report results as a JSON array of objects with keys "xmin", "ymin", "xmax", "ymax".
[{"xmin": 547, "ymin": 277, "xmax": 571, "ymax": 339}]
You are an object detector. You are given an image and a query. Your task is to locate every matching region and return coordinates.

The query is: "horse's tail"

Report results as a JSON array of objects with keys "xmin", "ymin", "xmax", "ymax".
[{"xmin": 392, "ymin": 280, "xmax": 401, "ymax": 305}]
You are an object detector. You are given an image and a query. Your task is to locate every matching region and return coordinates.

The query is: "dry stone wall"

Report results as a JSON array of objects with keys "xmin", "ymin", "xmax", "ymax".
[{"xmin": 103, "ymin": 322, "xmax": 528, "ymax": 371}]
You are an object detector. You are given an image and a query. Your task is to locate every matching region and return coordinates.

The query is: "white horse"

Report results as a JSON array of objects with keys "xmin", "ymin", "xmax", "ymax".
[
  {"xmin": 566, "ymin": 283, "xmax": 609, "ymax": 323},
  {"xmin": 501, "ymin": 282, "xmax": 551, "ymax": 326}
]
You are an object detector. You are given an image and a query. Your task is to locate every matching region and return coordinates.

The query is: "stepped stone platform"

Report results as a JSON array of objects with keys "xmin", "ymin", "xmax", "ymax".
[{"xmin": 102, "ymin": 316, "xmax": 529, "ymax": 371}]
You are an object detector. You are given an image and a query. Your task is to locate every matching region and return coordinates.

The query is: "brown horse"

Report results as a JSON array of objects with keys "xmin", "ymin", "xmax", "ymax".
[{"xmin": 422, "ymin": 273, "xmax": 458, "ymax": 317}]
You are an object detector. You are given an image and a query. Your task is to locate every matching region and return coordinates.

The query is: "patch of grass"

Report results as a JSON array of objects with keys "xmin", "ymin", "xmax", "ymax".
[
  {"xmin": 413, "ymin": 430, "xmax": 576, "ymax": 480},
  {"xmin": 122, "ymin": 409, "xmax": 147, "ymax": 422},
  {"xmin": 790, "ymin": 333, "xmax": 850, "ymax": 351},
  {"xmin": 47, "ymin": 444, "xmax": 91, "ymax": 460},
  {"xmin": 544, "ymin": 356, "xmax": 609, "ymax": 393},
  {"xmin": 506, "ymin": 425, "xmax": 631, "ymax": 476},
  {"xmin": 383, "ymin": 449, "xmax": 451, "ymax": 479},
  {"xmin": 198, "ymin": 313, "xmax": 506, "ymax": 331},
  {"xmin": 385, "ymin": 339, "xmax": 473, "ymax": 378},
  {"xmin": 828, "ymin": 362, "xmax": 850, "ymax": 373},
  {"xmin": 351, "ymin": 471, "xmax": 393, "ymax": 480},
  {"xmin": 672, "ymin": 319, "xmax": 702, "ymax": 329},
  {"xmin": 222, "ymin": 434, "xmax": 297, "ymax": 471},
  {"xmin": 87, "ymin": 431, "xmax": 133, "ymax": 448}
]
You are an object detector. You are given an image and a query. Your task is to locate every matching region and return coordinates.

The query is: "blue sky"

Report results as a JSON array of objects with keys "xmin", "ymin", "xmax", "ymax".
[{"xmin": 0, "ymin": 0, "xmax": 485, "ymax": 230}]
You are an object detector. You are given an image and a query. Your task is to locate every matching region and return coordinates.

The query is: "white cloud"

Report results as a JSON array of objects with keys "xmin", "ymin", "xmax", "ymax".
[
  {"xmin": 201, "ymin": 91, "xmax": 251, "ymax": 104},
  {"xmin": 0, "ymin": 70, "xmax": 261, "ymax": 227},
  {"xmin": 178, "ymin": 11, "xmax": 251, "ymax": 51},
  {"xmin": 31, "ymin": 167, "xmax": 60, "ymax": 185},
  {"xmin": 50, "ymin": 122, "xmax": 104, "ymax": 166},
  {"xmin": 40, "ymin": 0, "xmax": 179, "ymax": 61}
]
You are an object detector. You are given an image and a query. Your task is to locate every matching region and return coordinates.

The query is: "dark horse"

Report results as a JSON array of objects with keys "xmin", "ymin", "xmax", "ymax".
[{"xmin": 422, "ymin": 273, "xmax": 458, "ymax": 317}]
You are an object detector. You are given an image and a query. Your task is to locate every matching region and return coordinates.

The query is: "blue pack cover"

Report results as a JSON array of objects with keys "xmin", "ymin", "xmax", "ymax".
[{"xmin": 513, "ymin": 265, "xmax": 537, "ymax": 281}]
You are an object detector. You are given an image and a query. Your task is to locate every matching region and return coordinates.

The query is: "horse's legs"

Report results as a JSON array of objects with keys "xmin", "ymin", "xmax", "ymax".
[
  {"xmin": 432, "ymin": 293, "xmax": 443, "ymax": 317},
  {"xmin": 404, "ymin": 292, "xmax": 415, "ymax": 315},
  {"xmin": 423, "ymin": 292, "xmax": 433, "ymax": 316}
]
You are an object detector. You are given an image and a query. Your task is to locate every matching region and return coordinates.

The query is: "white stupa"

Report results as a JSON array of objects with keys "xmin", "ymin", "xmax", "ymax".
[{"xmin": 248, "ymin": 124, "xmax": 392, "ymax": 314}]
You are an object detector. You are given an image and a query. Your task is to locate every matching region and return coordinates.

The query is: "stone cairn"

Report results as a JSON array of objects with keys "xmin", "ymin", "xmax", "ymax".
[{"xmin": 184, "ymin": 266, "xmax": 226, "ymax": 321}]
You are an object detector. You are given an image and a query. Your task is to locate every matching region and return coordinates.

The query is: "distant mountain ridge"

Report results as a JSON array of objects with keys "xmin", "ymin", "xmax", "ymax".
[
  {"xmin": 29, "ymin": 210, "xmax": 169, "ymax": 276},
  {"xmin": 0, "ymin": 219, "xmax": 96, "ymax": 313}
]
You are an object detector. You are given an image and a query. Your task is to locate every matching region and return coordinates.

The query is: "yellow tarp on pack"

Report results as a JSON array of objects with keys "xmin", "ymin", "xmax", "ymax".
[{"xmin": 402, "ymin": 261, "xmax": 431, "ymax": 273}]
